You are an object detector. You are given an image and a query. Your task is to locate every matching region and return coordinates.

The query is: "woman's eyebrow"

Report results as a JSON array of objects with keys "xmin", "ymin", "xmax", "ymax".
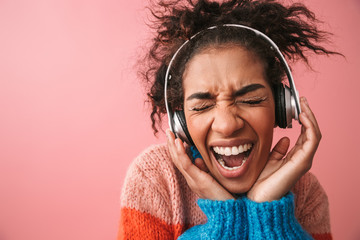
[
  {"xmin": 186, "ymin": 92, "xmax": 213, "ymax": 101},
  {"xmin": 233, "ymin": 83, "xmax": 265, "ymax": 97},
  {"xmin": 186, "ymin": 83, "xmax": 265, "ymax": 101}
]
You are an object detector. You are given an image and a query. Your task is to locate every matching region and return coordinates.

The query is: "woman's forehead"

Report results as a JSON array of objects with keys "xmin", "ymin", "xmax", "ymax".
[{"xmin": 182, "ymin": 45, "xmax": 267, "ymax": 92}]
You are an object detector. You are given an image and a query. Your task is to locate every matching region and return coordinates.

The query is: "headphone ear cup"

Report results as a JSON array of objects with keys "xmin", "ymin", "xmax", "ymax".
[
  {"xmin": 274, "ymin": 84, "xmax": 287, "ymax": 128},
  {"xmin": 173, "ymin": 110, "xmax": 194, "ymax": 145}
]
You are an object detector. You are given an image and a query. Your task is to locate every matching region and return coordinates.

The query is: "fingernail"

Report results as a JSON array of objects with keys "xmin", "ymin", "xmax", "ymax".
[
  {"xmin": 175, "ymin": 138, "xmax": 182, "ymax": 150},
  {"xmin": 302, "ymin": 97, "xmax": 308, "ymax": 105},
  {"xmin": 166, "ymin": 129, "xmax": 171, "ymax": 140}
]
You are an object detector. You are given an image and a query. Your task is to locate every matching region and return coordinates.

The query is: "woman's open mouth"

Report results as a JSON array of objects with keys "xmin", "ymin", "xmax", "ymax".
[{"xmin": 212, "ymin": 143, "xmax": 253, "ymax": 171}]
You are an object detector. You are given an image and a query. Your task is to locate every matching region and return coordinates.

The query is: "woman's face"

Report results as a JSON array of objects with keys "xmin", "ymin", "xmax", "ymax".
[{"xmin": 182, "ymin": 45, "xmax": 275, "ymax": 194}]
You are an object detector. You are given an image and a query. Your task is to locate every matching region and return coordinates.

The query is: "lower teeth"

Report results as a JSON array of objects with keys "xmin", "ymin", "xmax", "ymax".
[{"xmin": 218, "ymin": 157, "xmax": 247, "ymax": 170}]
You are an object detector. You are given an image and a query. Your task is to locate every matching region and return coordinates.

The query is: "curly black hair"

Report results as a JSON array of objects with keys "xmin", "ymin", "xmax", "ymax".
[{"xmin": 139, "ymin": 0, "xmax": 339, "ymax": 135}]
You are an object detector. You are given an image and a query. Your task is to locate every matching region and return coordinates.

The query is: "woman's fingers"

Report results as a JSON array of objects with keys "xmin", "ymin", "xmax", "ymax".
[
  {"xmin": 167, "ymin": 129, "xmax": 208, "ymax": 178},
  {"xmin": 269, "ymin": 137, "xmax": 290, "ymax": 161},
  {"xmin": 285, "ymin": 98, "xmax": 321, "ymax": 173},
  {"xmin": 194, "ymin": 157, "xmax": 209, "ymax": 172},
  {"xmin": 300, "ymin": 97, "xmax": 321, "ymax": 138},
  {"xmin": 166, "ymin": 129, "xmax": 180, "ymax": 165},
  {"xmin": 167, "ymin": 129, "xmax": 196, "ymax": 176},
  {"xmin": 299, "ymin": 112, "xmax": 321, "ymax": 149},
  {"xmin": 292, "ymin": 98, "xmax": 321, "ymax": 150}
]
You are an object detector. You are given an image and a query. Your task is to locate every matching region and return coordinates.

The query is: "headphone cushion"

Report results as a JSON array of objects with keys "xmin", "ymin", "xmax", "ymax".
[
  {"xmin": 274, "ymin": 84, "xmax": 287, "ymax": 128},
  {"xmin": 174, "ymin": 110, "xmax": 194, "ymax": 145}
]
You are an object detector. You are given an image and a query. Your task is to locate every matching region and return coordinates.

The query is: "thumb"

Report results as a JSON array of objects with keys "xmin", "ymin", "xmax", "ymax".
[
  {"xmin": 269, "ymin": 137, "xmax": 290, "ymax": 161},
  {"xmin": 194, "ymin": 158, "xmax": 209, "ymax": 172}
]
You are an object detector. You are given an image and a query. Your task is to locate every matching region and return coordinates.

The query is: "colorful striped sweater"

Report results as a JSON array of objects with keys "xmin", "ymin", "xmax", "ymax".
[{"xmin": 118, "ymin": 144, "xmax": 332, "ymax": 240}]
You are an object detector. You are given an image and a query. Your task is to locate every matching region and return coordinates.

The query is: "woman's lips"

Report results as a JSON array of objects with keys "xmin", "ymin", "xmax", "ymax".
[{"xmin": 213, "ymin": 143, "xmax": 252, "ymax": 168}]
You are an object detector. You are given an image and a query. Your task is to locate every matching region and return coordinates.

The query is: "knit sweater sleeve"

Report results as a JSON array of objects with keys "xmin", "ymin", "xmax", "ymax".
[
  {"xmin": 245, "ymin": 192, "xmax": 313, "ymax": 239},
  {"xmin": 178, "ymin": 197, "xmax": 248, "ymax": 240},
  {"xmin": 178, "ymin": 193, "xmax": 312, "ymax": 240},
  {"xmin": 293, "ymin": 172, "xmax": 333, "ymax": 240}
]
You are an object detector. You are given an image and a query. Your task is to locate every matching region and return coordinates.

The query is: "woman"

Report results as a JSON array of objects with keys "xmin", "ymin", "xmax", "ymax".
[{"xmin": 118, "ymin": 0, "xmax": 339, "ymax": 239}]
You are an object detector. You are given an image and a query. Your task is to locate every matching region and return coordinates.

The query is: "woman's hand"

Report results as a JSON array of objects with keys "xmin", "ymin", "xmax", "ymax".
[
  {"xmin": 166, "ymin": 129, "xmax": 234, "ymax": 201},
  {"xmin": 247, "ymin": 97, "xmax": 322, "ymax": 202}
]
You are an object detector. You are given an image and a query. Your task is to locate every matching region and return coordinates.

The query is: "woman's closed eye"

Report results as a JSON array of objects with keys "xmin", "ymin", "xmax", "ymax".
[
  {"xmin": 189, "ymin": 97, "xmax": 267, "ymax": 111},
  {"xmin": 237, "ymin": 97, "xmax": 267, "ymax": 105},
  {"xmin": 190, "ymin": 103, "xmax": 215, "ymax": 112}
]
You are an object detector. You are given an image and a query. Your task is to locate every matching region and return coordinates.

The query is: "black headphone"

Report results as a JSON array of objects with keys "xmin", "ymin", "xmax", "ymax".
[{"xmin": 164, "ymin": 24, "xmax": 301, "ymax": 145}]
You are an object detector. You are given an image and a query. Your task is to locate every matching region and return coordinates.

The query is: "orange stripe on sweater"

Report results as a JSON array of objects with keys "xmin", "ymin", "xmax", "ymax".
[
  {"xmin": 118, "ymin": 207, "xmax": 187, "ymax": 240},
  {"xmin": 312, "ymin": 233, "xmax": 333, "ymax": 240}
]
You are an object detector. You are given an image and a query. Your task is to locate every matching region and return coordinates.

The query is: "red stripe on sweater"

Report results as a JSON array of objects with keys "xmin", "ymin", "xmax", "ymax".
[{"xmin": 118, "ymin": 207, "xmax": 186, "ymax": 240}]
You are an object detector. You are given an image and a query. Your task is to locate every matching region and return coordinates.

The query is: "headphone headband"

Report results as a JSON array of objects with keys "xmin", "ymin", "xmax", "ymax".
[{"xmin": 164, "ymin": 24, "xmax": 301, "ymax": 137}]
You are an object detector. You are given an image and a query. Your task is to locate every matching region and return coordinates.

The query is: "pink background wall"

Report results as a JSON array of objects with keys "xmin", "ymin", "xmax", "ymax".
[{"xmin": 0, "ymin": 0, "xmax": 359, "ymax": 239}]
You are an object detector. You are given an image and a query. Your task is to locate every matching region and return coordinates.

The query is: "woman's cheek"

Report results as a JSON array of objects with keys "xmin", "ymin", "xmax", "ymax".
[{"xmin": 187, "ymin": 114, "xmax": 212, "ymax": 158}]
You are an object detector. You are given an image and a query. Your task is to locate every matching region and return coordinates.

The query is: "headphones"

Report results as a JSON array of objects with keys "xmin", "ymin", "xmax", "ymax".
[{"xmin": 164, "ymin": 24, "xmax": 301, "ymax": 145}]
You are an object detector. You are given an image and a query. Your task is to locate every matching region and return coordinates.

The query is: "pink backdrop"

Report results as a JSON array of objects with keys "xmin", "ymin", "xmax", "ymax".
[{"xmin": 0, "ymin": 0, "xmax": 359, "ymax": 239}]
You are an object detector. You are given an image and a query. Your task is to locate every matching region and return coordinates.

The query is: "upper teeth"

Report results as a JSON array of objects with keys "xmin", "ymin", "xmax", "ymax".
[{"xmin": 213, "ymin": 144, "xmax": 252, "ymax": 156}]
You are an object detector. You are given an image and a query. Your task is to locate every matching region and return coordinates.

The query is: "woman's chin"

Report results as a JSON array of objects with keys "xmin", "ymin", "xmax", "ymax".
[{"xmin": 221, "ymin": 181, "xmax": 253, "ymax": 195}]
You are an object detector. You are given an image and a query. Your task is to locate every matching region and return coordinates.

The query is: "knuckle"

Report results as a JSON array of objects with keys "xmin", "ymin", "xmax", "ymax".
[
  {"xmin": 197, "ymin": 173, "xmax": 209, "ymax": 183},
  {"xmin": 302, "ymin": 159, "xmax": 313, "ymax": 172},
  {"xmin": 197, "ymin": 185, "xmax": 207, "ymax": 194},
  {"xmin": 188, "ymin": 182, "xmax": 198, "ymax": 192},
  {"xmin": 182, "ymin": 161, "xmax": 192, "ymax": 171}
]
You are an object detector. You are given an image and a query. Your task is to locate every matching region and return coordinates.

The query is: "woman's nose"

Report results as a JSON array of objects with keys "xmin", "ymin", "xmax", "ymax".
[{"xmin": 211, "ymin": 107, "xmax": 244, "ymax": 137}]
